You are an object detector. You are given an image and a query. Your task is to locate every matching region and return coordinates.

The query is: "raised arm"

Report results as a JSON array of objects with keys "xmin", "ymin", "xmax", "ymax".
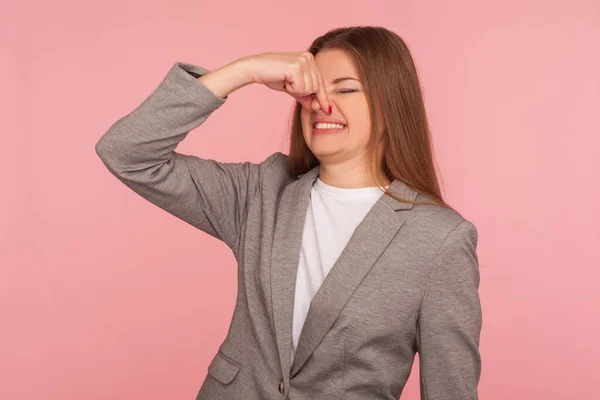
[
  {"xmin": 96, "ymin": 53, "xmax": 333, "ymax": 252},
  {"xmin": 95, "ymin": 59, "xmax": 279, "ymax": 250},
  {"xmin": 416, "ymin": 220, "xmax": 483, "ymax": 400}
]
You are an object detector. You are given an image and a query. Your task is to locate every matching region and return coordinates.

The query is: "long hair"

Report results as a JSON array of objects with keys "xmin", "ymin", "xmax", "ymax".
[{"xmin": 288, "ymin": 26, "xmax": 453, "ymax": 210}]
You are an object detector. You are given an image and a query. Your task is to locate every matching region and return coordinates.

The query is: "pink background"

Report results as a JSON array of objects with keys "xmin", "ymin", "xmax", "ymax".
[{"xmin": 2, "ymin": 0, "xmax": 599, "ymax": 398}]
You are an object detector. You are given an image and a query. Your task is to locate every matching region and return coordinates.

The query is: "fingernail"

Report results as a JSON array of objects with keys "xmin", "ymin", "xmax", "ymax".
[{"xmin": 328, "ymin": 105, "xmax": 332, "ymax": 114}]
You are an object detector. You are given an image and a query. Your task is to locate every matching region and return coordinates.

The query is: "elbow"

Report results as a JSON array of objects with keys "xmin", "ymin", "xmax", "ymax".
[
  {"xmin": 94, "ymin": 129, "xmax": 130, "ymax": 176},
  {"xmin": 95, "ymin": 133, "xmax": 117, "ymax": 170},
  {"xmin": 95, "ymin": 135, "xmax": 109, "ymax": 161}
]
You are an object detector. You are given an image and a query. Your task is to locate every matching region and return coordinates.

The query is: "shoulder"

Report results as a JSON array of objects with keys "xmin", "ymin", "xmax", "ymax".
[
  {"xmin": 266, "ymin": 151, "xmax": 290, "ymax": 170},
  {"xmin": 257, "ymin": 151, "xmax": 296, "ymax": 184},
  {"xmin": 404, "ymin": 193, "xmax": 478, "ymax": 255},
  {"xmin": 261, "ymin": 151, "xmax": 289, "ymax": 171}
]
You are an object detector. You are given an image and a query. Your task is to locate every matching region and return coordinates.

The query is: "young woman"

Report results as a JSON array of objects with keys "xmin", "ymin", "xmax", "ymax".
[{"xmin": 96, "ymin": 26, "xmax": 482, "ymax": 400}]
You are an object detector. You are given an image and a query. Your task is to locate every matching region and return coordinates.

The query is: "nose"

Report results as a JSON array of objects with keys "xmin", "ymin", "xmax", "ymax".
[{"xmin": 310, "ymin": 95, "xmax": 330, "ymax": 113}]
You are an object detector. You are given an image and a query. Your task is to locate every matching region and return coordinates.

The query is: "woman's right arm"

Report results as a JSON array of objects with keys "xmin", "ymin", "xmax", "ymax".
[
  {"xmin": 95, "ymin": 59, "xmax": 272, "ymax": 250},
  {"xmin": 95, "ymin": 53, "xmax": 330, "ymax": 251}
]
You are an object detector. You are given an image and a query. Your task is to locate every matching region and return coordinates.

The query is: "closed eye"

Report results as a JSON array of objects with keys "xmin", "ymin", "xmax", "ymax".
[{"xmin": 311, "ymin": 89, "xmax": 358, "ymax": 97}]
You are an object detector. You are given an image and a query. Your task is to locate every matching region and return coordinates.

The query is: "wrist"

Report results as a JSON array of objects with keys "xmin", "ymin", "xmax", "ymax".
[
  {"xmin": 196, "ymin": 58, "xmax": 254, "ymax": 99},
  {"xmin": 230, "ymin": 55, "xmax": 257, "ymax": 86}
]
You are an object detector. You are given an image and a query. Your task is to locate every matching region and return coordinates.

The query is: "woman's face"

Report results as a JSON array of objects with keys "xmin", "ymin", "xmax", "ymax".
[{"xmin": 301, "ymin": 49, "xmax": 373, "ymax": 165}]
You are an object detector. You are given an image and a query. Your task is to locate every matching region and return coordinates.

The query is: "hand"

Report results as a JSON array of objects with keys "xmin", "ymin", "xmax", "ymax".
[{"xmin": 241, "ymin": 52, "xmax": 331, "ymax": 113}]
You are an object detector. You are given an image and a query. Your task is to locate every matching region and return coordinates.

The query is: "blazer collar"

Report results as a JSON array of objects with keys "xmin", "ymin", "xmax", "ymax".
[
  {"xmin": 297, "ymin": 163, "xmax": 419, "ymax": 210},
  {"xmin": 270, "ymin": 163, "xmax": 419, "ymax": 381}
]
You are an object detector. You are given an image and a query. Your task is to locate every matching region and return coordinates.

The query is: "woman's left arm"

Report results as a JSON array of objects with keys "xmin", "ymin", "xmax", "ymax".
[{"xmin": 416, "ymin": 219, "xmax": 483, "ymax": 400}]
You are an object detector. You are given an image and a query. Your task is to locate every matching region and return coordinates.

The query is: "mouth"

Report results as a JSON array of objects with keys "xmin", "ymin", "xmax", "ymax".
[{"xmin": 312, "ymin": 121, "xmax": 347, "ymax": 135}]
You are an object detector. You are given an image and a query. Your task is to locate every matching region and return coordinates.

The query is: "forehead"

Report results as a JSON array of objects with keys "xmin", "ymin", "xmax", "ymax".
[{"xmin": 314, "ymin": 49, "xmax": 360, "ymax": 83}]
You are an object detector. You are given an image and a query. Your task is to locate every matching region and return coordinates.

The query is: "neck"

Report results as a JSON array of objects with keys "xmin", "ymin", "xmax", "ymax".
[{"xmin": 317, "ymin": 159, "xmax": 390, "ymax": 189}]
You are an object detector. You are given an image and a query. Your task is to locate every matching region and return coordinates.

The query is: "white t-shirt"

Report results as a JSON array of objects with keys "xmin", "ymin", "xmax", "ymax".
[{"xmin": 291, "ymin": 177, "xmax": 387, "ymax": 367}]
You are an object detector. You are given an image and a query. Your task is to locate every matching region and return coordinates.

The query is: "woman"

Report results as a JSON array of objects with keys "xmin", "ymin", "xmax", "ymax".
[{"xmin": 96, "ymin": 26, "xmax": 482, "ymax": 400}]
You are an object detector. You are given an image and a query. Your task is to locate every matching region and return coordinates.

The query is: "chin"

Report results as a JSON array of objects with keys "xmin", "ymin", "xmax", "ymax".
[
  {"xmin": 304, "ymin": 130, "xmax": 350, "ymax": 159},
  {"xmin": 309, "ymin": 144, "xmax": 346, "ymax": 160}
]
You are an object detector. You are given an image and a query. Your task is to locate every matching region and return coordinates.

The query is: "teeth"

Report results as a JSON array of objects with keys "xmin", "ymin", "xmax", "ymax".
[{"xmin": 315, "ymin": 123, "xmax": 345, "ymax": 129}]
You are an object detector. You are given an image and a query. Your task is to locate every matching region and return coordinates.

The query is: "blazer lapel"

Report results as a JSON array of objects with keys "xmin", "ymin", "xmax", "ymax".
[
  {"xmin": 289, "ymin": 177, "xmax": 419, "ymax": 377},
  {"xmin": 270, "ymin": 163, "xmax": 420, "ymax": 381},
  {"xmin": 271, "ymin": 164, "xmax": 320, "ymax": 383}
]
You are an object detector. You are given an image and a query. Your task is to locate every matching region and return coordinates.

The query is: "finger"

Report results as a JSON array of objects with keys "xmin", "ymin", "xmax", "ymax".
[
  {"xmin": 310, "ymin": 94, "xmax": 320, "ymax": 112},
  {"xmin": 314, "ymin": 70, "xmax": 331, "ymax": 113},
  {"xmin": 290, "ymin": 66, "xmax": 305, "ymax": 95},
  {"xmin": 309, "ymin": 68, "xmax": 321, "ymax": 112},
  {"xmin": 302, "ymin": 64, "xmax": 314, "ymax": 97},
  {"xmin": 284, "ymin": 65, "xmax": 304, "ymax": 95},
  {"xmin": 301, "ymin": 53, "xmax": 316, "ymax": 95}
]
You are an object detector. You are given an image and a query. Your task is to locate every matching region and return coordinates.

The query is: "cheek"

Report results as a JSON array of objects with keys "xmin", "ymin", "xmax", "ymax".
[
  {"xmin": 347, "ymin": 104, "xmax": 372, "ymax": 144},
  {"xmin": 351, "ymin": 122, "xmax": 371, "ymax": 146}
]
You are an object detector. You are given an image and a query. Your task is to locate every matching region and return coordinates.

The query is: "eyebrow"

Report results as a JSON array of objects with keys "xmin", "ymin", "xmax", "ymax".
[{"xmin": 329, "ymin": 77, "xmax": 361, "ymax": 84}]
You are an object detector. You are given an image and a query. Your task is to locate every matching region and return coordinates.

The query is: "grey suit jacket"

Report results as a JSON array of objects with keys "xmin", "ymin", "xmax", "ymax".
[{"xmin": 95, "ymin": 61, "xmax": 482, "ymax": 400}]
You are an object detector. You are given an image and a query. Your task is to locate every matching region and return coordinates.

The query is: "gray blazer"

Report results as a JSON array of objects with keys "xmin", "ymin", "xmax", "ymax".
[{"xmin": 95, "ymin": 61, "xmax": 482, "ymax": 400}]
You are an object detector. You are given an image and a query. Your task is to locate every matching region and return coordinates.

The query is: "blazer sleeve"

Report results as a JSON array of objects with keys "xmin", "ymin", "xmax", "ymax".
[
  {"xmin": 95, "ymin": 61, "xmax": 280, "ymax": 250},
  {"xmin": 416, "ymin": 220, "xmax": 483, "ymax": 400}
]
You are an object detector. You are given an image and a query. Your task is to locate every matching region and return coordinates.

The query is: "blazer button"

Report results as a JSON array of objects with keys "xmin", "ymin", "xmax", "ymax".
[{"xmin": 278, "ymin": 379, "xmax": 285, "ymax": 394}]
